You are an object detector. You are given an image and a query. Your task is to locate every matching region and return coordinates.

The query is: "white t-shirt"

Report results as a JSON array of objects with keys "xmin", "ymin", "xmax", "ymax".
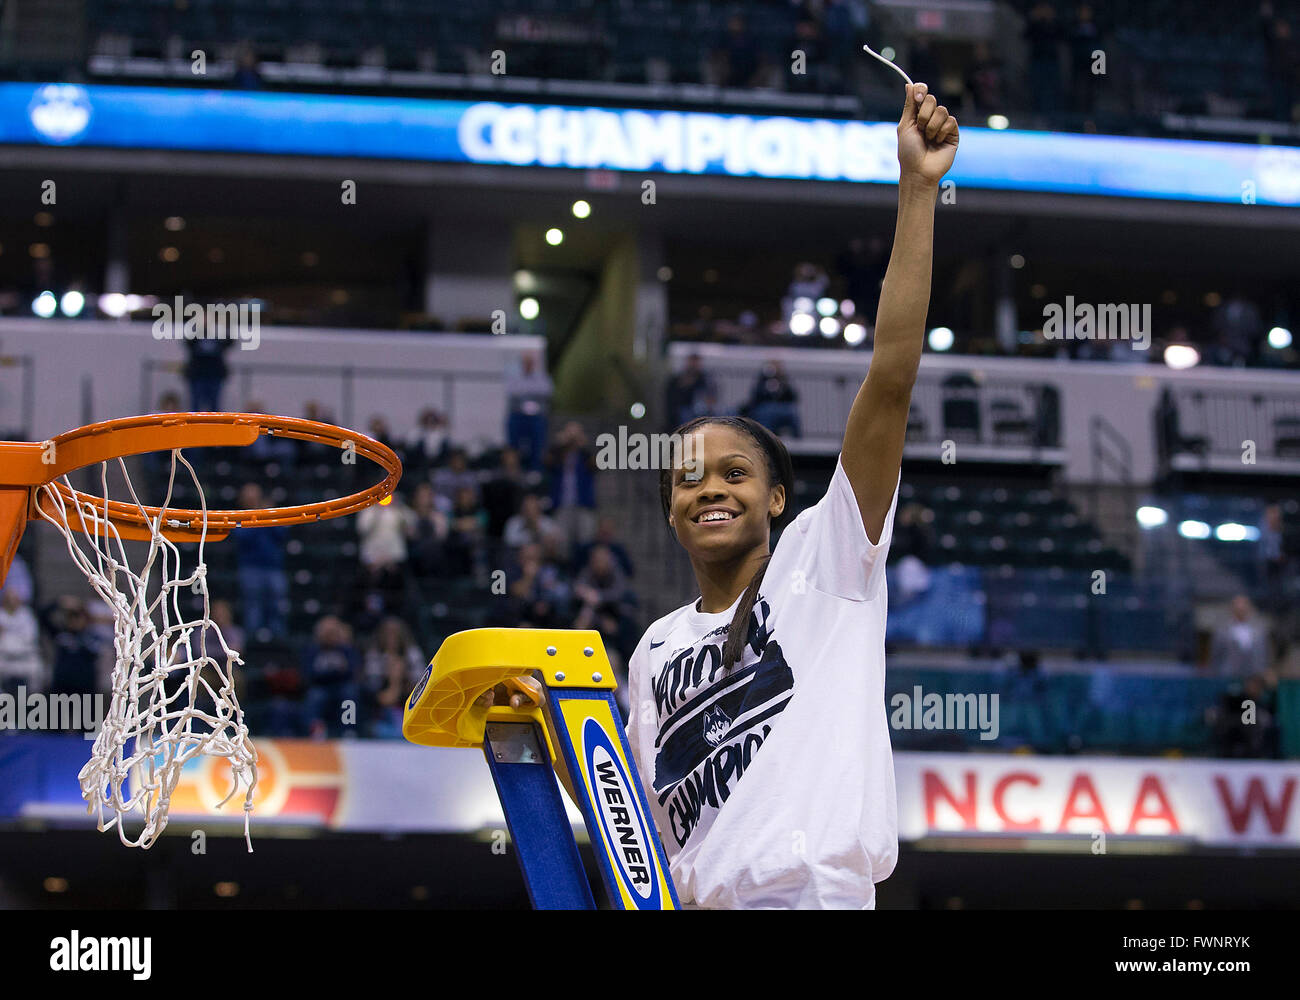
[{"xmin": 626, "ymin": 453, "xmax": 899, "ymax": 909}]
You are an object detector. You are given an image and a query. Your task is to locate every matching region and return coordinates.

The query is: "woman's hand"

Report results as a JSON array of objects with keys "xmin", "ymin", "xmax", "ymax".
[
  {"xmin": 897, "ymin": 82, "xmax": 959, "ymax": 185},
  {"xmin": 472, "ymin": 675, "xmax": 546, "ymax": 713}
]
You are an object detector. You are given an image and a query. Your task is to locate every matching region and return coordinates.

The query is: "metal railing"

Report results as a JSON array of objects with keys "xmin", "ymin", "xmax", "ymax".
[
  {"xmin": 1165, "ymin": 385, "xmax": 1300, "ymax": 470},
  {"xmin": 140, "ymin": 359, "xmax": 502, "ymax": 430}
]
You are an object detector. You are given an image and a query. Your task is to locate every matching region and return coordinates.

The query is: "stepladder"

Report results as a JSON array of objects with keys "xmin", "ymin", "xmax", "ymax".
[{"xmin": 403, "ymin": 627, "xmax": 680, "ymax": 910}]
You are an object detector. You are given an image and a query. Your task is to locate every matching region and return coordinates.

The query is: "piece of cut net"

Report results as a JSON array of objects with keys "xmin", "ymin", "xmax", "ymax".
[{"xmin": 36, "ymin": 449, "xmax": 258, "ymax": 850}]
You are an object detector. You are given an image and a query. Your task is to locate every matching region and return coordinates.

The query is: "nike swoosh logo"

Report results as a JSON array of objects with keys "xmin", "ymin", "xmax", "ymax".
[{"xmin": 649, "ymin": 640, "xmax": 665, "ymax": 649}]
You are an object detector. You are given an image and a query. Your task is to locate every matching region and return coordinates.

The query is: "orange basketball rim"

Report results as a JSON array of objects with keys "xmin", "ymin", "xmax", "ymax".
[{"xmin": 0, "ymin": 411, "xmax": 403, "ymax": 584}]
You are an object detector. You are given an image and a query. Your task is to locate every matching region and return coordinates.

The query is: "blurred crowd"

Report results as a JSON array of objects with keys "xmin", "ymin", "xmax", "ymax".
[
  {"xmin": 677, "ymin": 242, "xmax": 1293, "ymax": 371},
  {"xmin": 0, "ymin": 353, "xmax": 643, "ymax": 741}
]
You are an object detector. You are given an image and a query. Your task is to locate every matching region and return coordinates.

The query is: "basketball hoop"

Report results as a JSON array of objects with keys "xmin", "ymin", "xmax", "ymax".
[{"xmin": 0, "ymin": 412, "xmax": 402, "ymax": 850}]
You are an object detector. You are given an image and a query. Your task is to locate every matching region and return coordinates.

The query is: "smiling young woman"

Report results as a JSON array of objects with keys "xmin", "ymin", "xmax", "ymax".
[{"xmin": 625, "ymin": 80, "xmax": 959, "ymax": 910}]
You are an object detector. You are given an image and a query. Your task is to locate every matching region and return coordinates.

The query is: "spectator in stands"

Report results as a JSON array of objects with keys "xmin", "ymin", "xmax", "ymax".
[
  {"xmin": 364, "ymin": 616, "xmax": 424, "ymax": 739},
  {"xmin": 303, "ymin": 615, "xmax": 363, "ymax": 739},
  {"xmin": 443, "ymin": 485, "xmax": 488, "ymax": 578},
  {"xmin": 1257, "ymin": 503, "xmax": 1289, "ymax": 613},
  {"xmin": 1260, "ymin": 5, "xmax": 1299, "ymax": 123},
  {"xmin": 665, "ymin": 353, "xmax": 718, "ymax": 429},
  {"xmin": 894, "ymin": 502, "xmax": 936, "ymax": 563},
  {"xmin": 407, "ymin": 482, "xmax": 449, "ymax": 581},
  {"xmin": 963, "ymin": 42, "xmax": 1005, "ymax": 117},
  {"xmin": 503, "ymin": 492, "xmax": 564, "ymax": 561},
  {"xmin": 203, "ymin": 599, "xmax": 245, "ymax": 656},
  {"xmin": 233, "ymin": 43, "xmax": 262, "ymax": 90},
  {"xmin": 431, "ymin": 448, "xmax": 480, "ymax": 510},
  {"xmin": 299, "ymin": 400, "xmax": 338, "ymax": 461},
  {"xmin": 1212, "ymin": 672, "xmax": 1280, "ymax": 758},
  {"xmin": 504, "ymin": 353, "xmax": 553, "ymax": 472},
  {"xmin": 573, "ymin": 515, "xmax": 635, "ymax": 579},
  {"xmin": 357, "ymin": 488, "xmax": 416, "ymax": 606},
  {"xmin": 787, "ymin": 260, "xmax": 830, "ymax": 307},
  {"xmin": 789, "ymin": 8, "xmax": 828, "ymax": 94},
  {"xmin": 835, "ymin": 236, "xmax": 888, "ymax": 326},
  {"xmin": 714, "ymin": 13, "xmax": 762, "ymax": 89},
  {"xmin": 507, "ymin": 542, "xmax": 571, "ymax": 629},
  {"xmin": 406, "ymin": 408, "xmax": 450, "ymax": 472},
  {"xmin": 1208, "ymin": 596, "xmax": 1271, "ymax": 678},
  {"xmin": 41, "ymin": 596, "xmax": 104, "ymax": 698},
  {"xmin": 571, "ymin": 544, "xmax": 638, "ymax": 660},
  {"xmin": 545, "ymin": 421, "xmax": 598, "ymax": 553},
  {"xmin": 1068, "ymin": 4, "xmax": 1102, "ymax": 116},
  {"xmin": 182, "ymin": 330, "xmax": 235, "ymax": 412},
  {"xmin": 740, "ymin": 360, "xmax": 801, "ymax": 437},
  {"xmin": 480, "ymin": 446, "xmax": 530, "ymax": 559},
  {"xmin": 0, "ymin": 552, "xmax": 33, "ymax": 605},
  {"xmin": 823, "ymin": 0, "xmax": 869, "ymax": 93},
  {"xmin": 233, "ymin": 482, "xmax": 289, "ymax": 640},
  {"xmin": 1024, "ymin": 2, "xmax": 1066, "ymax": 121},
  {"xmin": 367, "ymin": 415, "xmax": 398, "ymax": 456},
  {"xmin": 243, "ymin": 398, "xmax": 296, "ymax": 467},
  {"xmin": 1212, "ymin": 292, "xmax": 1263, "ymax": 366},
  {"xmin": 0, "ymin": 587, "xmax": 43, "ymax": 697}
]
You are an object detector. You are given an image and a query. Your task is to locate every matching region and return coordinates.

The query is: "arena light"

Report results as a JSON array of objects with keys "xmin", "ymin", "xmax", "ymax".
[
  {"xmin": 987, "ymin": 115, "xmax": 1010, "ymax": 130},
  {"xmin": 844, "ymin": 322, "xmax": 867, "ymax": 346},
  {"xmin": 928, "ymin": 326, "xmax": 954, "ymax": 351},
  {"xmin": 629, "ymin": 401, "xmax": 646, "ymax": 419},
  {"xmin": 1267, "ymin": 326, "xmax": 1292, "ymax": 349},
  {"xmin": 571, "ymin": 200, "xmax": 591, "ymax": 219},
  {"xmin": 1135, "ymin": 505, "xmax": 1168, "ymax": 529},
  {"xmin": 59, "ymin": 290, "xmax": 85, "ymax": 317},
  {"xmin": 790, "ymin": 312, "xmax": 815, "ymax": 336},
  {"xmin": 1177, "ymin": 519, "xmax": 1211, "ymax": 540},
  {"xmin": 32, "ymin": 290, "xmax": 57, "ymax": 318},
  {"xmin": 819, "ymin": 316, "xmax": 840, "ymax": 337},
  {"xmin": 1214, "ymin": 522, "xmax": 1259, "ymax": 542},
  {"xmin": 816, "ymin": 297, "xmax": 838, "ymax": 317},
  {"xmin": 1163, "ymin": 344, "xmax": 1200, "ymax": 370},
  {"xmin": 99, "ymin": 292, "xmax": 128, "ymax": 317},
  {"xmin": 792, "ymin": 296, "xmax": 814, "ymax": 314},
  {"xmin": 840, "ymin": 298, "xmax": 856, "ymax": 317},
  {"xmin": 519, "ymin": 297, "xmax": 540, "ymax": 320},
  {"xmin": 545, "ymin": 228, "xmax": 563, "ymax": 246}
]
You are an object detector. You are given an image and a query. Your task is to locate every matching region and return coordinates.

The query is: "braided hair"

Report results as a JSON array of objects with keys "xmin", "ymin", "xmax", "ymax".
[{"xmin": 658, "ymin": 416, "xmax": 795, "ymax": 675}]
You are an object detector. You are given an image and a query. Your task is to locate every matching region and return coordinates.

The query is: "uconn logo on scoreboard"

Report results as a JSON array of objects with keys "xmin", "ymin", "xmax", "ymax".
[{"xmin": 581, "ymin": 716, "xmax": 663, "ymax": 908}]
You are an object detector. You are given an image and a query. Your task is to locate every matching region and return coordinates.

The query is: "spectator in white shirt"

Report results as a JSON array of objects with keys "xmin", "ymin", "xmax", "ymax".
[
  {"xmin": 503, "ymin": 493, "xmax": 564, "ymax": 561},
  {"xmin": 0, "ymin": 587, "xmax": 43, "ymax": 695}
]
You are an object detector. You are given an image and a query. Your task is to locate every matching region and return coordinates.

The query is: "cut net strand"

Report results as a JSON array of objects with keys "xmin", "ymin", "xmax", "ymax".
[{"xmin": 36, "ymin": 448, "xmax": 258, "ymax": 851}]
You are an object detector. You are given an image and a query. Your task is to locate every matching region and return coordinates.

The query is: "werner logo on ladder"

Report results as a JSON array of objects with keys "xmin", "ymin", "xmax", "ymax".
[{"xmin": 402, "ymin": 627, "xmax": 680, "ymax": 910}]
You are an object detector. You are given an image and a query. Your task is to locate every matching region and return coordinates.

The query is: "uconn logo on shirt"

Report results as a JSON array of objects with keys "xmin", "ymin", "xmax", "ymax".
[
  {"xmin": 649, "ymin": 596, "xmax": 795, "ymax": 849},
  {"xmin": 583, "ymin": 717, "xmax": 662, "ymax": 908}
]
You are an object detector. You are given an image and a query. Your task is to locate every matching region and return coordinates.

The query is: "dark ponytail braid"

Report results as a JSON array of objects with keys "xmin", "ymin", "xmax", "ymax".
[{"xmin": 658, "ymin": 416, "xmax": 795, "ymax": 675}]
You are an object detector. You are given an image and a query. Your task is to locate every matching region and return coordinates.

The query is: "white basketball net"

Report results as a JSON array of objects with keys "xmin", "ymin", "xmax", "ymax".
[{"xmin": 36, "ymin": 449, "xmax": 258, "ymax": 850}]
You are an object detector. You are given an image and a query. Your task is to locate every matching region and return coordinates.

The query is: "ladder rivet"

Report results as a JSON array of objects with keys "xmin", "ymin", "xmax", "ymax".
[
  {"xmin": 583, "ymin": 646, "xmax": 594, "ymax": 657},
  {"xmin": 592, "ymin": 672, "xmax": 602, "ymax": 683},
  {"xmin": 554, "ymin": 671, "xmax": 566, "ymax": 682},
  {"xmin": 545, "ymin": 645, "xmax": 557, "ymax": 656}
]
